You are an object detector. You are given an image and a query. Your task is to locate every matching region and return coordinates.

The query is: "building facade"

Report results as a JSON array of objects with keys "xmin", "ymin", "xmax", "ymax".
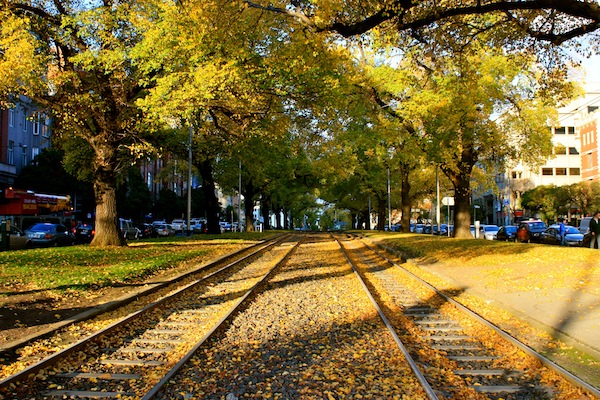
[
  {"xmin": 488, "ymin": 87, "xmax": 600, "ymax": 225},
  {"xmin": 0, "ymin": 97, "xmax": 52, "ymax": 187}
]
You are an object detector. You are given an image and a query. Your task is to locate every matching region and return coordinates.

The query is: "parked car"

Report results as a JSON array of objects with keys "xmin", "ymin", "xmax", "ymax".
[
  {"xmin": 583, "ymin": 231, "xmax": 597, "ymax": 248},
  {"xmin": 541, "ymin": 225, "xmax": 584, "ymax": 246},
  {"xmin": 435, "ymin": 224, "xmax": 453, "ymax": 236},
  {"xmin": 495, "ymin": 225, "xmax": 517, "ymax": 241},
  {"xmin": 119, "ymin": 218, "xmax": 139, "ymax": 240},
  {"xmin": 3, "ymin": 224, "xmax": 32, "ymax": 250},
  {"xmin": 25, "ymin": 223, "xmax": 75, "ymax": 247},
  {"xmin": 192, "ymin": 220, "xmax": 206, "ymax": 234},
  {"xmin": 73, "ymin": 223, "xmax": 95, "ymax": 244},
  {"xmin": 171, "ymin": 219, "xmax": 186, "ymax": 233},
  {"xmin": 578, "ymin": 217, "xmax": 592, "ymax": 235},
  {"xmin": 219, "ymin": 221, "xmax": 232, "ymax": 232},
  {"xmin": 516, "ymin": 220, "xmax": 548, "ymax": 243},
  {"xmin": 138, "ymin": 223, "xmax": 157, "ymax": 238},
  {"xmin": 154, "ymin": 223, "xmax": 174, "ymax": 236},
  {"xmin": 480, "ymin": 225, "xmax": 500, "ymax": 240}
]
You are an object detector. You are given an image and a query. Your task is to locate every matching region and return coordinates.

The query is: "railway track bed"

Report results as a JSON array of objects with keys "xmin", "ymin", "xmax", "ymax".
[{"xmin": 0, "ymin": 233, "xmax": 597, "ymax": 399}]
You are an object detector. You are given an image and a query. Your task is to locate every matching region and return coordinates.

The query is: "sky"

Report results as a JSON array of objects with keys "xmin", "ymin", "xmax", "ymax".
[{"xmin": 570, "ymin": 51, "xmax": 600, "ymax": 90}]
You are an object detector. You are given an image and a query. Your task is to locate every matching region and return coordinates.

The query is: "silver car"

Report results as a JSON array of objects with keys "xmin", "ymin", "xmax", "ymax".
[
  {"xmin": 25, "ymin": 223, "xmax": 75, "ymax": 247},
  {"xmin": 4, "ymin": 225, "xmax": 33, "ymax": 250}
]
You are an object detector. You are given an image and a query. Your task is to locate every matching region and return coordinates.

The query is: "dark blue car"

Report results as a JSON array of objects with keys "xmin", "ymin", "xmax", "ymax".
[{"xmin": 495, "ymin": 225, "xmax": 517, "ymax": 241}]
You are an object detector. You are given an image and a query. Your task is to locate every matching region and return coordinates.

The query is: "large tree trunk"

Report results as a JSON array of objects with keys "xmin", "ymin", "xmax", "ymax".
[
  {"xmin": 260, "ymin": 197, "xmax": 270, "ymax": 230},
  {"xmin": 400, "ymin": 167, "xmax": 412, "ymax": 233},
  {"xmin": 91, "ymin": 177, "xmax": 125, "ymax": 246},
  {"xmin": 376, "ymin": 197, "xmax": 387, "ymax": 231},
  {"xmin": 283, "ymin": 208, "xmax": 289, "ymax": 230},
  {"xmin": 243, "ymin": 181, "xmax": 256, "ymax": 232},
  {"xmin": 197, "ymin": 158, "xmax": 221, "ymax": 235},
  {"xmin": 445, "ymin": 163, "xmax": 474, "ymax": 238},
  {"xmin": 452, "ymin": 174, "xmax": 473, "ymax": 238},
  {"xmin": 90, "ymin": 141, "xmax": 125, "ymax": 247}
]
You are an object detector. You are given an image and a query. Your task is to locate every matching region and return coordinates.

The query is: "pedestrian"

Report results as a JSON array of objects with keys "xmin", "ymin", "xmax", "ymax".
[
  {"xmin": 558, "ymin": 218, "xmax": 566, "ymax": 246},
  {"xmin": 589, "ymin": 211, "xmax": 600, "ymax": 249}
]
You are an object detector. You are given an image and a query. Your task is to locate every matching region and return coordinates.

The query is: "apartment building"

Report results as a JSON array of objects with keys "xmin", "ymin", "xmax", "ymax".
[
  {"xmin": 0, "ymin": 97, "xmax": 52, "ymax": 186},
  {"xmin": 489, "ymin": 86, "xmax": 600, "ymax": 225}
]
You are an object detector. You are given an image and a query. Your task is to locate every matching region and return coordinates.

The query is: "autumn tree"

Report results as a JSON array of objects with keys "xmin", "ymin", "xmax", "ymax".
[
  {"xmin": 244, "ymin": 0, "xmax": 600, "ymax": 49},
  {"xmin": 133, "ymin": 0, "xmax": 364, "ymax": 233},
  {"xmin": 1, "ymin": 1, "xmax": 153, "ymax": 246}
]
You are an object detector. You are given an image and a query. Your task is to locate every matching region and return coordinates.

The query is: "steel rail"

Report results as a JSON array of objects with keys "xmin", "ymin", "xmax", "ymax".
[
  {"xmin": 0, "ymin": 233, "xmax": 291, "ymax": 391},
  {"xmin": 358, "ymin": 235, "xmax": 600, "ymax": 399},
  {"xmin": 0, "ymin": 233, "xmax": 289, "ymax": 355},
  {"xmin": 334, "ymin": 235, "xmax": 440, "ymax": 400},
  {"xmin": 142, "ymin": 236, "xmax": 304, "ymax": 399}
]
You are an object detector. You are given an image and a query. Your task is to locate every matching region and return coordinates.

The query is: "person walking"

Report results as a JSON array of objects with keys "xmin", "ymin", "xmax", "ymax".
[
  {"xmin": 589, "ymin": 211, "xmax": 600, "ymax": 249},
  {"xmin": 558, "ymin": 218, "xmax": 566, "ymax": 246}
]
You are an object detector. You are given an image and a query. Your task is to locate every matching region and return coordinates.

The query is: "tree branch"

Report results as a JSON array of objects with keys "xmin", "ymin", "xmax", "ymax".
[{"xmin": 244, "ymin": 0, "xmax": 600, "ymax": 43}]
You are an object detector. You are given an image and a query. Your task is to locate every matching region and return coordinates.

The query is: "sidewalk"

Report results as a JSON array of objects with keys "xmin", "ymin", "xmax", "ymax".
[{"xmin": 410, "ymin": 259, "xmax": 600, "ymax": 360}]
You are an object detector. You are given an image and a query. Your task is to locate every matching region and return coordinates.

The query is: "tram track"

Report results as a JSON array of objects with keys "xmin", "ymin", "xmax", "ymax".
[
  {"xmin": 1, "ymin": 232, "xmax": 597, "ymax": 399},
  {"xmin": 0, "ymin": 234, "xmax": 288, "ymax": 379},
  {"xmin": 0, "ymin": 234, "xmax": 300, "ymax": 399},
  {"xmin": 335, "ymin": 233, "xmax": 600, "ymax": 400}
]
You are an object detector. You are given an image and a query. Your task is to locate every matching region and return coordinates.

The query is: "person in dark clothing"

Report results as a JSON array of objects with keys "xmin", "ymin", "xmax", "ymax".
[
  {"xmin": 558, "ymin": 218, "xmax": 566, "ymax": 246},
  {"xmin": 589, "ymin": 212, "xmax": 600, "ymax": 249}
]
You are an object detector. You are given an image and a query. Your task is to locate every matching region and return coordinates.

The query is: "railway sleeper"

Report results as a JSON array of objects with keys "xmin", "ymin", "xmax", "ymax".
[
  {"xmin": 107, "ymin": 347, "xmax": 171, "ymax": 354},
  {"xmin": 428, "ymin": 334, "xmax": 472, "ymax": 341},
  {"xmin": 419, "ymin": 326, "xmax": 464, "ymax": 332},
  {"xmin": 100, "ymin": 358, "xmax": 166, "ymax": 366},
  {"xmin": 432, "ymin": 344, "xmax": 482, "ymax": 350},
  {"xmin": 448, "ymin": 355, "xmax": 499, "ymax": 362},
  {"xmin": 43, "ymin": 389, "xmax": 136, "ymax": 398},
  {"xmin": 413, "ymin": 319, "xmax": 456, "ymax": 325},
  {"xmin": 453, "ymin": 369, "xmax": 510, "ymax": 376},
  {"xmin": 472, "ymin": 385, "xmax": 525, "ymax": 393}
]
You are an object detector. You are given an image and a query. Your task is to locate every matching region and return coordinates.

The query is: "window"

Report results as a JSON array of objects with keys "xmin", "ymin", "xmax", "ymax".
[
  {"xmin": 7, "ymin": 141, "xmax": 14, "ymax": 165},
  {"xmin": 567, "ymin": 127, "xmax": 575, "ymax": 135},
  {"xmin": 41, "ymin": 114, "xmax": 50, "ymax": 138},
  {"xmin": 22, "ymin": 112, "xmax": 28, "ymax": 132},
  {"xmin": 21, "ymin": 146, "xmax": 27, "ymax": 166},
  {"xmin": 554, "ymin": 127, "xmax": 566, "ymax": 134},
  {"xmin": 569, "ymin": 147, "xmax": 579, "ymax": 155},
  {"xmin": 555, "ymin": 168, "xmax": 567, "ymax": 176},
  {"xmin": 32, "ymin": 147, "xmax": 40, "ymax": 161},
  {"xmin": 32, "ymin": 112, "xmax": 39, "ymax": 135},
  {"xmin": 570, "ymin": 168, "xmax": 580, "ymax": 175},
  {"xmin": 8, "ymin": 108, "xmax": 14, "ymax": 127},
  {"xmin": 588, "ymin": 106, "xmax": 598, "ymax": 113},
  {"xmin": 542, "ymin": 168, "xmax": 553, "ymax": 176}
]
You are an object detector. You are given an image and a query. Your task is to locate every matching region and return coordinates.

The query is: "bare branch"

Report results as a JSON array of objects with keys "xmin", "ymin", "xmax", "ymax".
[
  {"xmin": 243, "ymin": 0, "xmax": 600, "ymax": 43},
  {"xmin": 243, "ymin": 0, "xmax": 315, "ymax": 27}
]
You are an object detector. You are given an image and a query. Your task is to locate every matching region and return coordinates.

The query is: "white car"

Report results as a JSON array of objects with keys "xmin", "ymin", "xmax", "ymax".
[
  {"xmin": 170, "ymin": 219, "xmax": 186, "ymax": 232},
  {"xmin": 480, "ymin": 225, "xmax": 500, "ymax": 240}
]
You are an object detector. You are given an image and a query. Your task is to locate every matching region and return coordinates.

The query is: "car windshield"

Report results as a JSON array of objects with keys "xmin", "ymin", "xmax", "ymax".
[
  {"xmin": 505, "ymin": 226, "xmax": 517, "ymax": 232},
  {"xmin": 566, "ymin": 227, "xmax": 580, "ymax": 234},
  {"xmin": 29, "ymin": 224, "xmax": 53, "ymax": 232},
  {"xmin": 484, "ymin": 226, "xmax": 499, "ymax": 232},
  {"xmin": 529, "ymin": 222, "xmax": 546, "ymax": 229}
]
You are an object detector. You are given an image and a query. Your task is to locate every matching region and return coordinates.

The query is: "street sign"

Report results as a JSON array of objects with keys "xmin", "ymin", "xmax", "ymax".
[{"xmin": 442, "ymin": 197, "xmax": 454, "ymax": 206}]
